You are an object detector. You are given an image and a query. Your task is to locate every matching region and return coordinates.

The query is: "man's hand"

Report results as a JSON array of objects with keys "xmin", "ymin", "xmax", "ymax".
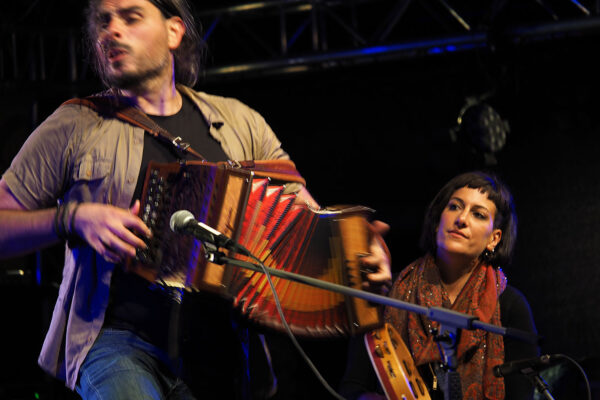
[
  {"xmin": 360, "ymin": 220, "xmax": 392, "ymax": 295},
  {"xmin": 73, "ymin": 200, "xmax": 151, "ymax": 264},
  {"xmin": 293, "ymin": 185, "xmax": 391, "ymax": 294}
]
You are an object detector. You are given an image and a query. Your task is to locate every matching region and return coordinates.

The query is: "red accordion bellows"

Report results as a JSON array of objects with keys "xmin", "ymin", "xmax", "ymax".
[{"xmin": 128, "ymin": 161, "xmax": 382, "ymax": 338}]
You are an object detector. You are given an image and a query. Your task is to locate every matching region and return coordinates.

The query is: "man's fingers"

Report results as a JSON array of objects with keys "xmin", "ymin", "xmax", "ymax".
[
  {"xmin": 73, "ymin": 203, "xmax": 151, "ymax": 263},
  {"xmin": 359, "ymin": 251, "xmax": 392, "ymax": 295},
  {"xmin": 77, "ymin": 202, "xmax": 151, "ymax": 239},
  {"xmin": 102, "ymin": 247, "xmax": 123, "ymax": 264},
  {"xmin": 360, "ymin": 254, "xmax": 391, "ymax": 279},
  {"xmin": 108, "ymin": 207, "xmax": 151, "ymax": 239},
  {"xmin": 370, "ymin": 220, "xmax": 390, "ymax": 236},
  {"xmin": 365, "ymin": 270, "xmax": 392, "ymax": 282},
  {"xmin": 90, "ymin": 236, "xmax": 123, "ymax": 264},
  {"xmin": 361, "ymin": 278, "xmax": 391, "ymax": 296},
  {"xmin": 109, "ymin": 221, "xmax": 148, "ymax": 250},
  {"xmin": 359, "ymin": 253, "xmax": 379, "ymax": 266},
  {"xmin": 97, "ymin": 230, "xmax": 133, "ymax": 258},
  {"xmin": 129, "ymin": 199, "xmax": 141, "ymax": 216}
]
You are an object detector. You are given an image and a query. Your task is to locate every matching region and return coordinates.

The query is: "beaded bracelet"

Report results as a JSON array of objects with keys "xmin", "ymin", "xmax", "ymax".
[
  {"xmin": 53, "ymin": 202, "xmax": 81, "ymax": 241},
  {"xmin": 68, "ymin": 202, "xmax": 82, "ymax": 239},
  {"xmin": 53, "ymin": 203, "xmax": 68, "ymax": 240},
  {"xmin": 61, "ymin": 202, "xmax": 72, "ymax": 240}
]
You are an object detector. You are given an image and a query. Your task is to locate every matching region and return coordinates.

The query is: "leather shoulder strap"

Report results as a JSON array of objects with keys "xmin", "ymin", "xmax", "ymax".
[
  {"xmin": 64, "ymin": 97, "xmax": 306, "ymax": 186},
  {"xmin": 221, "ymin": 159, "xmax": 306, "ymax": 186},
  {"xmin": 63, "ymin": 96, "xmax": 206, "ymax": 160}
]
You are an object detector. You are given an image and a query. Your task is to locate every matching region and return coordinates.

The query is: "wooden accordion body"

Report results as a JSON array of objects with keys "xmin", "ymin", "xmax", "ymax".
[{"xmin": 129, "ymin": 160, "xmax": 382, "ymax": 338}]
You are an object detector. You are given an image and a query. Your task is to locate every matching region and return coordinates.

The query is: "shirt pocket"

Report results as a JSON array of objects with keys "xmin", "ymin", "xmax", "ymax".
[
  {"xmin": 69, "ymin": 154, "xmax": 113, "ymax": 203},
  {"xmin": 73, "ymin": 154, "xmax": 112, "ymax": 182}
]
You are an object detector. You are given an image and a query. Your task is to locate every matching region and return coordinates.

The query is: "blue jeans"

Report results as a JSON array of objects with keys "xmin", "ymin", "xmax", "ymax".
[{"xmin": 76, "ymin": 328, "xmax": 196, "ymax": 400}]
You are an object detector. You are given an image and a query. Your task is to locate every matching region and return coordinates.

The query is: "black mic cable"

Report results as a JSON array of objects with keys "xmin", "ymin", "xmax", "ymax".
[
  {"xmin": 242, "ymin": 250, "xmax": 347, "ymax": 400},
  {"xmin": 493, "ymin": 354, "xmax": 559, "ymax": 377},
  {"xmin": 169, "ymin": 210, "xmax": 347, "ymax": 400},
  {"xmin": 494, "ymin": 353, "xmax": 591, "ymax": 400}
]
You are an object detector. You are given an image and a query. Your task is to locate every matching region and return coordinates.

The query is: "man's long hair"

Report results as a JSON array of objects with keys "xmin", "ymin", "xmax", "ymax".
[{"xmin": 84, "ymin": 0, "xmax": 205, "ymax": 88}]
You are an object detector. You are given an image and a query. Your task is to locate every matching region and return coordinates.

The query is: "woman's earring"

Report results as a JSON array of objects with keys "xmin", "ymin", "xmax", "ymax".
[{"xmin": 482, "ymin": 247, "xmax": 495, "ymax": 259}]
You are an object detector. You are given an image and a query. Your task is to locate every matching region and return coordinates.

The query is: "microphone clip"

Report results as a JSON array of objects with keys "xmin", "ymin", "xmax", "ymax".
[{"xmin": 200, "ymin": 241, "xmax": 227, "ymax": 265}]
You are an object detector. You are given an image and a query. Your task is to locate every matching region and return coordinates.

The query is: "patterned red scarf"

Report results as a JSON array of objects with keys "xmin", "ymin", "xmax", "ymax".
[{"xmin": 384, "ymin": 254, "xmax": 507, "ymax": 399}]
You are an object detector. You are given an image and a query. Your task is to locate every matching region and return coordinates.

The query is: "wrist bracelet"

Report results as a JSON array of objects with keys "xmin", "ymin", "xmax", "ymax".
[
  {"xmin": 53, "ymin": 203, "xmax": 68, "ymax": 240},
  {"xmin": 68, "ymin": 202, "xmax": 82, "ymax": 239},
  {"xmin": 61, "ymin": 202, "xmax": 71, "ymax": 240}
]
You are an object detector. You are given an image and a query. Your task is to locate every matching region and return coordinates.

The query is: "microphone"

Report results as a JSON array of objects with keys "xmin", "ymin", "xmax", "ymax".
[
  {"xmin": 169, "ymin": 210, "xmax": 250, "ymax": 256},
  {"xmin": 493, "ymin": 354, "xmax": 560, "ymax": 377}
]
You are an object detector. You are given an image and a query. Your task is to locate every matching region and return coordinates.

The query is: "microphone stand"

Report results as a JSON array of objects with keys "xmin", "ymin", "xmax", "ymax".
[
  {"xmin": 527, "ymin": 372, "xmax": 555, "ymax": 400},
  {"xmin": 203, "ymin": 246, "xmax": 540, "ymax": 400}
]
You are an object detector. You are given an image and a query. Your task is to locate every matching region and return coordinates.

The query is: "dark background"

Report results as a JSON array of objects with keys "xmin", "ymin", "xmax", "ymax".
[{"xmin": 1, "ymin": 1, "xmax": 600, "ymax": 399}]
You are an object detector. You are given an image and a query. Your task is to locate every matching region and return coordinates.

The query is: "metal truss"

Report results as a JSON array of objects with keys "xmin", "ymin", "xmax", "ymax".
[
  {"xmin": 2, "ymin": 0, "xmax": 600, "ymax": 90},
  {"xmin": 197, "ymin": 0, "xmax": 600, "ymax": 79}
]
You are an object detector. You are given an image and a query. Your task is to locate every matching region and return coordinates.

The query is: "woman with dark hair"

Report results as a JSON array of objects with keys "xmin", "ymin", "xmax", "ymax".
[{"xmin": 340, "ymin": 171, "xmax": 539, "ymax": 400}]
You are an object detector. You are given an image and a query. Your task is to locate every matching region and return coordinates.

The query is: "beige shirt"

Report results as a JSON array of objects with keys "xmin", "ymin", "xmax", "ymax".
[{"xmin": 3, "ymin": 85, "xmax": 292, "ymax": 389}]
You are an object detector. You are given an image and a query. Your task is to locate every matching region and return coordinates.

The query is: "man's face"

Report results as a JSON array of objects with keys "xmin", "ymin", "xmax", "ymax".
[{"xmin": 94, "ymin": 0, "xmax": 175, "ymax": 90}]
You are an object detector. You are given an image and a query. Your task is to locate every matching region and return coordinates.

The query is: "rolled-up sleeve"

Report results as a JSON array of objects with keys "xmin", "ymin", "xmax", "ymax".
[{"xmin": 3, "ymin": 106, "xmax": 78, "ymax": 209}]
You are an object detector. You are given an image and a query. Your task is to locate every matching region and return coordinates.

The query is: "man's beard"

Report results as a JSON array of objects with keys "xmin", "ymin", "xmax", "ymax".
[{"xmin": 104, "ymin": 55, "xmax": 170, "ymax": 91}]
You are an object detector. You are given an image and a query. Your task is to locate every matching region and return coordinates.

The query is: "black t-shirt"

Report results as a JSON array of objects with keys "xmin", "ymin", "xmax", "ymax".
[
  {"xmin": 104, "ymin": 95, "xmax": 228, "ymax": 352},
  {"xmin": 131, "ymin": 94, "xmax": 229, "ymax": 203}
]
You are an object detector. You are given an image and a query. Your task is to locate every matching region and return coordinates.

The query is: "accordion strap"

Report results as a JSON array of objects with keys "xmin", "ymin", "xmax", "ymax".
[
  {"xmin": 222, "ymin": 160, "xmax": 306, "ymax": 186},
  {"xmin": 63, "ymin": 96, "xmax": 306, "ymax": 186},
  {"xmin": 63, "ymin": 96, "xmax": 207, "ymax": 160}
]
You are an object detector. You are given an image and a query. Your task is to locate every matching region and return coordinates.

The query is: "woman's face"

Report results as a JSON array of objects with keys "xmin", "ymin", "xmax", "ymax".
[{"xmin": 435, "ymin": 187, "xmax": 502, "ymax": 262}]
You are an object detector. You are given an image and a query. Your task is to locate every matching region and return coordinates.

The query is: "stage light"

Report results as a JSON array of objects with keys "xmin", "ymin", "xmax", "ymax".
[{"xmin": 450, "ymin": 94, "xmax": 510, "ymax": 165}]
